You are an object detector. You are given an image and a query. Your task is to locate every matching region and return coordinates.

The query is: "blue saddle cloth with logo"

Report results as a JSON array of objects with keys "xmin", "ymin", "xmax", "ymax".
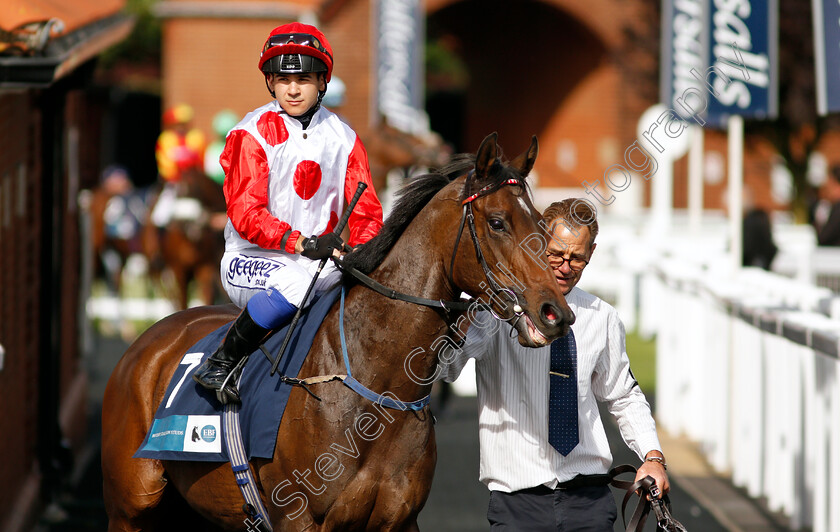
[{"xmin": 134, "ymin": 286, "xmax": 341, "ymax": 462}]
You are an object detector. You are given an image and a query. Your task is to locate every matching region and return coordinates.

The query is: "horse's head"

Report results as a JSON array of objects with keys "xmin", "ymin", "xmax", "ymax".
[{"xmin": 449, "ymin": 132, "xmax": 574, "ymax": 346}]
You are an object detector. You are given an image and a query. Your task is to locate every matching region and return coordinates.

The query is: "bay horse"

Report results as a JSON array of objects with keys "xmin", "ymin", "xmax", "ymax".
[
  {"xmin": 101, "ymin": 132, "xmax": 574, "ymax": 531},
  {"xmin": 143, "ymin": 168, "xmax": 228, "ymax": 310}
]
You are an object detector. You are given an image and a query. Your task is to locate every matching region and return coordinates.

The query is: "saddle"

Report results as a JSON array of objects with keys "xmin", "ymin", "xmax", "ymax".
[
  {"xmin": 609, "ymin": 464, "xmax": 688, "ymax": 532},
  {"xmin": 134, "ymin": 287, "xmax": 342, "ymax": 462}
]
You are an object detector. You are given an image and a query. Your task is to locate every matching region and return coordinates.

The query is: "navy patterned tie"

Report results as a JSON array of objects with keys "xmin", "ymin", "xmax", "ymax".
[{"xmin": 548, "ymin": 329, "xmax": 578, "ymax": 456}]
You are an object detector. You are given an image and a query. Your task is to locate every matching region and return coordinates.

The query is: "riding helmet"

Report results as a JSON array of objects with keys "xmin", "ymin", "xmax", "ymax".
[{"xmin": 258, "ymin": 23, "xmax": 334, "ymax": 82}]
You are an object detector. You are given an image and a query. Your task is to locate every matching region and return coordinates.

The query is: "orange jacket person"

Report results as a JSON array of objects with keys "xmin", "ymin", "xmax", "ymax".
[{"xmin": 155, "ymin": 103, "xmax": 206, "ymax": 183}]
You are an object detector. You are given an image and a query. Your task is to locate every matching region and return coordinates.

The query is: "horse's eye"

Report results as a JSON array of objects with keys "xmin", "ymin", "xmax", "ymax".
[{"xmin": 488, "ymin": 218, "xmax": 506, "ymax": 232}]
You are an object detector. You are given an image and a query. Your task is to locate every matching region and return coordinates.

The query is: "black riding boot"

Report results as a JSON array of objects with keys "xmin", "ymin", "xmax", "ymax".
[{"xmin": 193, "ymin": 307, "xmax": 271, "ymax": 404}]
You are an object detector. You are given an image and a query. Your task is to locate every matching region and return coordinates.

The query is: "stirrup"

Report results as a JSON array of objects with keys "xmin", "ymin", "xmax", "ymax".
[{"xmin": 216, "ymin": 356, "xmax": 249, "ymax": 405}]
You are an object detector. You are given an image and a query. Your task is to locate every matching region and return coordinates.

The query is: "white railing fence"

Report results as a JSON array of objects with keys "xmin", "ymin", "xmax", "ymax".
[
  {"xmin": 647, "ymin": 262, "xmax": 840, "ymax": 532},
  {"xmin": 588, "ymin": 212, "xmax": 840, "ymax": 532}
]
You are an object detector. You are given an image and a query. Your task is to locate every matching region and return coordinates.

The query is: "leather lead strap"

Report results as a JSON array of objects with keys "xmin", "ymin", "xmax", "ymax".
[{"xmin": 608, "ymin": 464, "xmax": 688, "ymax": 532}]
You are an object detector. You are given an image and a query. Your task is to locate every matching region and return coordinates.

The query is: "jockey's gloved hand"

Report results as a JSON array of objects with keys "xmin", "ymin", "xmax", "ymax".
[{"xmin": 300, "ymin": 233, "xmax": 345, "ymax": 260}]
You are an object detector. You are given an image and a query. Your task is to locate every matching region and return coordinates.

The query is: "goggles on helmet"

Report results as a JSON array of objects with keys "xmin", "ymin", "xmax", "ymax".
[{"xmin": 264, "ymin": 33, "xmax": 333, "ymax": 63}]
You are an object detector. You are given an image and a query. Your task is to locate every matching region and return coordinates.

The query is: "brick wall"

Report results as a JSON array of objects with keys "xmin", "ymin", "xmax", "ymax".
[
  {"xmin": 160, "ymin": 0, "xmax": 840, "ymax": 213},
  {"xmin": 426, "ymin": 0, "xmax": 641, "ymax": 191},
  {"xmin": 160, "ymin": 0, "xmax": 375, "ymax": 144},
  {"xmin": 163, "ymin": 16, "xmax": 286, "ymax": 137},
  {"xmin": 323, "ymin": 0, "xmax": 375, "ymax": 140}
]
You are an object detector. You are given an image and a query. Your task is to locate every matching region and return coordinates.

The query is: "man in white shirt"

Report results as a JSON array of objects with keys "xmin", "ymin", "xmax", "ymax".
[{"xmin": 442, "ymin": 198, "xmax": 669, "ymax": 531}]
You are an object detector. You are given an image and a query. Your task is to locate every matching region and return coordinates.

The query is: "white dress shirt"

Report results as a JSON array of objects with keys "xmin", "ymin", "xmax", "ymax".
[{"xmin": 442, "ymin": 287, "xmax": 662, "ymax": 493}]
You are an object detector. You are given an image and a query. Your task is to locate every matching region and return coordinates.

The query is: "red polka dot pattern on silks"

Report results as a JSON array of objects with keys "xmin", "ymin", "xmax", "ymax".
[
  {"xmin": 257, "ymin": 112, "xmax": 289, "ymax": 146},
  {"xmin": 320, "ymin": 211, "xmax": 339, "ymax": 236},
  {"xmin": 293, "ymin": 160, "xmax": 322, "ymax": 200}
]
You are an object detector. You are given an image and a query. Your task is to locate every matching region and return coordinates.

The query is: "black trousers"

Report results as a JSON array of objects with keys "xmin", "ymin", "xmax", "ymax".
[{"xmin": 487, "ymin": 485, "xmax": 617, "ymax": 531}]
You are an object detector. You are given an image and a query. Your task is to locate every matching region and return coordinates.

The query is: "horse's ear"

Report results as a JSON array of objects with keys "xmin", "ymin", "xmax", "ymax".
[
  {"xmin": 475, "ymin": 132, "xmax": 499, "ymax": 179},
  {"xmin": 511, "ymin": 135, "xmax": 539, "ymax": 177}
]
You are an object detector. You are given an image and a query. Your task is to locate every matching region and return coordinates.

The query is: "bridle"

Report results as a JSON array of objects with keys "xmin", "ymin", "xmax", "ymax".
[
  {"xmin": 283, "ymin": 170, "xmax": 535, "ymax": 414},
  {"xmin": 447, "ymin": 170, "xmax": 527, "ymax": 325},
  {"xmin": 338, "ymin": 170, "xmax": 527, "ymax": 323}
]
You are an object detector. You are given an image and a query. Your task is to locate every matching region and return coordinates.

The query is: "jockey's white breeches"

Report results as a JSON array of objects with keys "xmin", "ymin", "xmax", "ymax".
[{"xmin": 220, "ymin": 249, "xmax": 341, "ymax": 309}]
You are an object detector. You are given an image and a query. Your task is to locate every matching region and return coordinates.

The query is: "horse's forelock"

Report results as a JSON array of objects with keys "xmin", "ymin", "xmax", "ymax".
[{"xmin": 465, "ymin": 153, "xmax": 532, "ymax": 203}]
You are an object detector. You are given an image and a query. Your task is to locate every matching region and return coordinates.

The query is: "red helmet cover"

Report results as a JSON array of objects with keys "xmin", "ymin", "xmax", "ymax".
[{"xmin": 258, "ymin": 22, "xmax": 334, "ymax": 82}]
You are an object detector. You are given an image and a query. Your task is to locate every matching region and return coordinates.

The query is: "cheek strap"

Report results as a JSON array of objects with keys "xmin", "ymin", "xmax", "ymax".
[{"xmin": 264, "ymin": 75, "xmax": 275, "ymax": 98}]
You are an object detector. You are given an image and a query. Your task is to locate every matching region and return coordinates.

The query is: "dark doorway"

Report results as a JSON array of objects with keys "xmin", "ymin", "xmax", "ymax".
[
  {"xmin": 103, "ymin": 90, "xmax": 161, "ymax": 187},
  {"xmin": 426, "ymin": 0, "xmax": 605, "ymax": 156}
]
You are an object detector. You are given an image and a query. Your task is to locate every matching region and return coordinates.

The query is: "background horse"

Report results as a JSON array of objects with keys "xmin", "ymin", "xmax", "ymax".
[
  {"xmin": 364, "ymin": 118, "xmax": 452, "ymax": 194},
  {"xmin": 143, "ymin": 168, "xmax": 228, "ymax": 310},
  {"xmin": 101, "ymin": 133, "xmax": 573, "ymax": 531}
]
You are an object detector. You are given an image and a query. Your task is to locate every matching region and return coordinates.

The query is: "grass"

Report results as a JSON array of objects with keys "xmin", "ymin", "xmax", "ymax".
[{"xmin": 625, "ymin": 330, "xmax": 656, "ymax": 395}]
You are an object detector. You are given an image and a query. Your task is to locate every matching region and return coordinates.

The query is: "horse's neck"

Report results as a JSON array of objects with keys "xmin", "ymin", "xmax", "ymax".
[{"xmin": 343, "ymin": 204, "xmax": 457, "ymax": 399}]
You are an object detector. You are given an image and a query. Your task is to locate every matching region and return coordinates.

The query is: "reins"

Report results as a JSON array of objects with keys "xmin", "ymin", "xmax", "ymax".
[
  {"xmin": 263, "ymin": 285, "xmax": 433, "ymax": 411},
  {"xmin": 608, "ymin": 464, "xmax": 688, "ymax": 532},
  {"xmin": 337, "ymin": 261, "xmax": 484, "ymax": 312},
  {"xmin": 287, "ymin": 170, "xmax": 531, "ymax": 410}
]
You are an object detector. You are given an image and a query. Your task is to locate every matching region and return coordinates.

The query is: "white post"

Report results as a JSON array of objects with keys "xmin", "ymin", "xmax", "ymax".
[
  {"xmin": 728, "ymin": 115, "xmax": 744, "ymax": 273},
  {"xmin": 637, "ymin": 104, "xmax": 689, "ymax": 238},
  {"xmin": 650, "ymin": 157, "xmax": 674, "ymax": 235},
  {"xmin": 688, "ymin": 126, "xmax": 705, "ymax": 233}
]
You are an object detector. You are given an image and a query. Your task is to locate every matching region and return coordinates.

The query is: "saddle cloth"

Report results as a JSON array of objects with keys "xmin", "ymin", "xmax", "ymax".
[{"xmin": 134, "ymin": 286, "xmax": 341, "ymax": 462}]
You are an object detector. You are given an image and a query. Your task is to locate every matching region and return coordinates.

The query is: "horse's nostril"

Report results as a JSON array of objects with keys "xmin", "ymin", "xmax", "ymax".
[
  {"xmin": 541, "ymin": 303, "xmax": 561, "ymax": 324},
  {"xmin": 541, "ymin": 303, "xmax": 576, "ymax": 329}
]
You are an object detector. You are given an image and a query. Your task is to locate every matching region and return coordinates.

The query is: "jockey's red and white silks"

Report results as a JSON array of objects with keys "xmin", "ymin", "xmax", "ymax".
[
  {"xmin": 219, "ymin": 102, "xmax": 382, "ymax": 308},
  {"xmin": 221, "ymin": 102, "xmax": 382, "ymax": 254}
]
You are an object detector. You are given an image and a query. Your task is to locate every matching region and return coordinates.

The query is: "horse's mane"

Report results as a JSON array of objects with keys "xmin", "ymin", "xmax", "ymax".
[
  {"xmin": 341, "ymin": 149, "xmax": 529, "ymax": 277},
  {"xmin": 341, "ymin": 154, "xmax": 474, "ymax": 276}
]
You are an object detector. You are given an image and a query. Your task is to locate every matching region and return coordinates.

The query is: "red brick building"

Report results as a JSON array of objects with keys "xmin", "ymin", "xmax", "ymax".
[
  {"xmin": 154, "ymin": 0, "xmax": 378, "ymax": 152},
  {"xmin": 154, "ymin": 0, "xmax": 816, "ymax": 216}
]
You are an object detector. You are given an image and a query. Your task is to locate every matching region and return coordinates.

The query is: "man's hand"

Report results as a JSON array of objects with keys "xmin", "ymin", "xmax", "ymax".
[
  {"xmin": 300, "ymin": 233, "xmax": 345, "ymax": 260},
  {"xmin": 636, "ymin": 452, "xmax": 669, "ymax": 498}
]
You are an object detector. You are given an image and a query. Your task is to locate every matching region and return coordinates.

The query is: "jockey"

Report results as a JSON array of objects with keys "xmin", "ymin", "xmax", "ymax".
[
  {"xmin": 155, "ymin": 103, "xmax": 206, "ymax": 183},
  {"xmin": 152, "ymin": 103, "xmax": 207, "ymax": 227},
  {"xmin": 193, "ymin": 22, "xmax": 384, "ymax": 404}
]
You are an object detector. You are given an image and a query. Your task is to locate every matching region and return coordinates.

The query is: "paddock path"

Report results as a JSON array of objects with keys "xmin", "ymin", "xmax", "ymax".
[
  {"xmin": 420, "ymin": 391, "xmax": 790, "ymax": 531},
  {"xmin": 36, "ymin": 328, "xmax": 789, "ymax": 531}
]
